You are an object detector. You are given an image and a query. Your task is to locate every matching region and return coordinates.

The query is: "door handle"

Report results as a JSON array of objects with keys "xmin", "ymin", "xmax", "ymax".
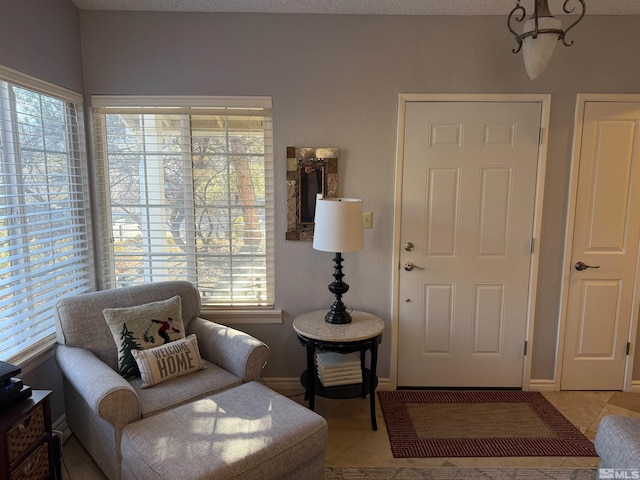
[
  {"xmin": 403, "ymin": 262, "xmax": 425, "ymax": 271},
  {"xmin": 575, "ymin": 261, "xmax": 600, "ymax": 271}
]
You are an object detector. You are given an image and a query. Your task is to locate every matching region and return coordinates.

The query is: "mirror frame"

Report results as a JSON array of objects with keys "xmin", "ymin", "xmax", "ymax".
[{"xmin": 286, "ymin": 146, "xmax": 339, "ymax": 241}]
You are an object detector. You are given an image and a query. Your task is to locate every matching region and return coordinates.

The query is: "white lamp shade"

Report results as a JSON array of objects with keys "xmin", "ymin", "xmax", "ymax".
[
  {"xmin": 312, "ymin": 198, "xmax": 364, "ymax": 253},
  {"xmin": 522, "ymin": 15, "xmax": 562, "ymax": 80}
]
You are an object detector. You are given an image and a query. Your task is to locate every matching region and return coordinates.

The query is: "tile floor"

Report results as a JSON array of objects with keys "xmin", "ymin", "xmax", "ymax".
[{"xmin": 60, "ymin": 388, "xmax": 640, "ymax": 479}]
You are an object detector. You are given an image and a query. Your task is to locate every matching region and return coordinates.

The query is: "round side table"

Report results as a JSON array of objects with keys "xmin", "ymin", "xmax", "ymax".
[{"xmin": 293, "ymin": 310, "xmax": 384, "ymax": 431}]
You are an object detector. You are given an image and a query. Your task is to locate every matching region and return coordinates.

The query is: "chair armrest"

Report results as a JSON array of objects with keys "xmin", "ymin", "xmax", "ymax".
[
  {"xmin": 187, "ymin": 317, "xmax": 269, "ymax": 382},
  {"xmin": 56, "ymin": 345, "xmax": 140, "ymax": 425},
  {"xmin": 595, "ymin": 415, "xmax": 640, "ymax": 468}
]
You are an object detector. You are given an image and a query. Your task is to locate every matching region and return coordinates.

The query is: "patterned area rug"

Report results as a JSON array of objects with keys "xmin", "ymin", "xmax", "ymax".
[
  {"xmin": 377, "ymin": 391, "xmax": 598, "ymax": 458},
  {"xmin": 325, "ymin": 467, "xmax": 598, "ymax": 479}
]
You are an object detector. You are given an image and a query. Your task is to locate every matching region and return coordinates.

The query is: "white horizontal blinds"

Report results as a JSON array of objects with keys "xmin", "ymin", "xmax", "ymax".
[
  {"xmin": 94, "ymin": 97, "xmax": 274, "ymax": 307},
  {"xmin": 0, "ymin": 74, "xmax": 93, "ymax": 361}
]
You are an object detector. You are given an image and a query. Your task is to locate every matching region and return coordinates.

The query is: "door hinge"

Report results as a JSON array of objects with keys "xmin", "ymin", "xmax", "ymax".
[
  {"xmin": 530, "ymin": 237, "xmax": 535, "ymax": 254},
  {"xmin": 538, "ymin": 128, "xmax": 543, "ymax": 144},
  {"xmin": 627, "ymin": 342, "xmax": 631, "ymax": 355},
  {"xmin": 524, "ymin": 341, "xmax": 528, "ymax": 356}
]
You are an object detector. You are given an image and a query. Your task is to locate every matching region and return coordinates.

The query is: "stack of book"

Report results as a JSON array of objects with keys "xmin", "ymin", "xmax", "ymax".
[
  {"xmin": 316, "ymin": 352, "xmax": 362, "ymax": 387},
  {"xmin": 0, "ymin": 360, "xmax": 31, "ymax": 409}
]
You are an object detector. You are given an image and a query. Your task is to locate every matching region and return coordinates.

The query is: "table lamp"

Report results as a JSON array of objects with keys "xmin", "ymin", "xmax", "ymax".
[{"xmin": 312, "ymin": 198, "xmax": 364, "ymax": 324}]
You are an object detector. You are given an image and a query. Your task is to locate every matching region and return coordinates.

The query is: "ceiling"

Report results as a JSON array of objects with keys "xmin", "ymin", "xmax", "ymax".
[{"xmin": 68, "ymin": 0, "xmax": 640, "ymax": 16}]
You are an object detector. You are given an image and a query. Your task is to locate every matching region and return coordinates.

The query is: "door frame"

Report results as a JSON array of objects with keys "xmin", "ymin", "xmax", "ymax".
[
  {"xmin": 556, "ymin": 93, "xmax": 640, "ymax": 392},
  {"xmin": 391, "ymin": 93, "xmax": 551, "ymax": 390}
]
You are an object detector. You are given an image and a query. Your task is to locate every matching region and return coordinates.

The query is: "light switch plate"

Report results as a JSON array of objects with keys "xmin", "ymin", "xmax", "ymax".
[{"xmin": 363, "ymin": 212, "xmax": 373, "ymax": 229}]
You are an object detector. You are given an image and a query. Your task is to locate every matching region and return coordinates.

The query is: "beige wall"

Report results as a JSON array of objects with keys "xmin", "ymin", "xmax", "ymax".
[
  {"xmin": 0, "ymin": 0, "xmax": 83, "ymax": 92},
  {"xmin": 3, "ymin": 2, "xmax": 640, "ymax": 397}
]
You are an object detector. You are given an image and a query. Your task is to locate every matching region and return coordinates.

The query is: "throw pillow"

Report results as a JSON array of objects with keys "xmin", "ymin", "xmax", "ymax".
[
  {"xmin": 131, "ymin": 334, "xmax": 206, "ymax": 388},
  {"xmin": 103, "ymin": 295, "xmax": 185, "ymax": 379}
]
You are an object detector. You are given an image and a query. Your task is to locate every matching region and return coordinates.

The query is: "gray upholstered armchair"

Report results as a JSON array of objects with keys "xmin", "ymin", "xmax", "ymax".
[
  {"xmin": 595, "ymin": 415, "xmax": 640, "ymax": 469},
  {"xmin": 54, "ymin": 281, "xmax": 270, "ymax": 480}
]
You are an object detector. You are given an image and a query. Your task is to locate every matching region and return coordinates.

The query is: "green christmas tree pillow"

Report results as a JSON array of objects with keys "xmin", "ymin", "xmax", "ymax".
[{"xmin": 103, "ymin": 295, "xmax": 186, "ymax": 379}]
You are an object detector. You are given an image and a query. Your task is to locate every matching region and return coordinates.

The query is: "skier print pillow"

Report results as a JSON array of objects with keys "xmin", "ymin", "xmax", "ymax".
[
  {"xmin": 103, "ymin": 295, "xmax": 186, "ymax": 379},
  {"xmin": 132, "ymin": 334, "xmax": 206, "ymax": 388}
]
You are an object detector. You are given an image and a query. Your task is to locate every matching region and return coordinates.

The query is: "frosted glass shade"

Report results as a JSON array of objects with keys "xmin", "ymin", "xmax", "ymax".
[
  {"xmin": 522, "ymin": 15, "xmax": 562, "ymax": 80},
  {"xmin": 313, "ymin": 198, "xmax": 364, "ymax": 253}
]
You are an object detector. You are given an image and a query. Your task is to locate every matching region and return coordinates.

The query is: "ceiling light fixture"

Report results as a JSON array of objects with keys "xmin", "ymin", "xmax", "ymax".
[{"xmin": 508, "ymin": 0, "xmax": 586, "ymax": 80}]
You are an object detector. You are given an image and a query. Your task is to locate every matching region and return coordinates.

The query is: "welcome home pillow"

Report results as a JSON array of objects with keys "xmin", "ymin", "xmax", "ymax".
[
  {"xmin": 131, "ymin": 334, "xmax": 206, "ymax": 388},
  {"xmin": 103, "ymin": 296, "xmax": 185, "ymax": 379}
]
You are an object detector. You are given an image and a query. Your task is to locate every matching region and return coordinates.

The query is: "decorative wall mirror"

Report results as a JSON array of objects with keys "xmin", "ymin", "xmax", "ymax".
[{"xmin": 286, "ymin": 146, "xmax": 339, "ymax": 241}]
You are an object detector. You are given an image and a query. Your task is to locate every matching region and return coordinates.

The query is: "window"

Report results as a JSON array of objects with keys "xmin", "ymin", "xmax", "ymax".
[
  {"xmin": 93, "ymin": 97, "xmax": 274, "ymax": 307},
  {"xmin": 0, "ymin": 67, "xmax": 93, "ymax": 361}
]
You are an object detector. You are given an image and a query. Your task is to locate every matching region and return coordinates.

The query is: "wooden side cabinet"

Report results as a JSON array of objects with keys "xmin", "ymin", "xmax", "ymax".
[{"xmin": 0, "ymin": 390, "xmax": 54, "ymax": 480}]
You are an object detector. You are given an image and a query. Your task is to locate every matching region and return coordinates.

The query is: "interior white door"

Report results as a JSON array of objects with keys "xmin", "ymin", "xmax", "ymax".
[
  {"xmin": 561, "ymin": 102, "xmax": 640, "ymax": 391},
  {"xmin": 397, "ymin": 101, "xmax": 541, "ymax": 388}
]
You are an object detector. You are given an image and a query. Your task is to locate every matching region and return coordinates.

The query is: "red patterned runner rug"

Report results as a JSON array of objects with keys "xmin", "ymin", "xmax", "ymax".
[{"xmin": 377, "ymin": 390, "xmax": 598, "ymax": 458}]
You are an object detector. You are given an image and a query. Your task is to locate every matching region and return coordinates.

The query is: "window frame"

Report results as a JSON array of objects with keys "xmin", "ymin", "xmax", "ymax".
[
  {"xmin": 92, "ymin": 96, "xmax": 278, "ymax": 319},
  {"xmin": 0, "ymin": 65, "xmax": 95, "ymax": 363}
]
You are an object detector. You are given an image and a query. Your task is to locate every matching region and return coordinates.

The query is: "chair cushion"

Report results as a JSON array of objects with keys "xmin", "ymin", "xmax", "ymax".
[
  {"xmin": 132, "ymin": 334, "xmax": 206, "ymax": 388},
  {"xmin": 131, "ymin": 359, "xmax": 242, "ymax": 417},
  {"xmin": 103, "ymin": 295, "xmax": 185, "ymax": 379}
]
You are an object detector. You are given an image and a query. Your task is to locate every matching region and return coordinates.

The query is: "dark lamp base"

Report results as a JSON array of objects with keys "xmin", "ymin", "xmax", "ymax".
[
  {"xmin": 324, "ymin": 306, "xmax": 352, "ymax": 324},
  {"xmin": 324, "ymin": 252, "xmax": 353, "ymax": 324}
]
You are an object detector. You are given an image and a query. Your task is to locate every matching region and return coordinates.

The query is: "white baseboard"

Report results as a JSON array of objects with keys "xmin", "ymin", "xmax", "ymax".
[
  {"xmin": 52, "ymin": 414, "xmax": 72, "ymax": 443},
  {"xmin": 263, "ymin": 377, "xmax": 305, "ymax": 393},
  {"xmin": 528, "ymin": 379, "xmax": 640, "ymax": 392},
  {"xmin": 376, "ymin": 378, "xmax": 393, "ymax": 390},
  {"xmin": 527, "ymin": 379, "xmax": 556, "ymax": 391}
]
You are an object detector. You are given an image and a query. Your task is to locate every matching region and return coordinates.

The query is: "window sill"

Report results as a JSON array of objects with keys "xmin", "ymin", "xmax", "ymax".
[
  {"xmin": 6, "ymin": 336, "xmax": 58, "ymax": 376},
  {"xmin": 199, "ymin": 307, "xmax": 283, "ymax": 325}
]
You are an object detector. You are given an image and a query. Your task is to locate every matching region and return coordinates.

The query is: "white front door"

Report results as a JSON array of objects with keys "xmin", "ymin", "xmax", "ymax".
[
  {"xmin": 397, "ymin": 100, "xmax": 542, "ymax": 388},
  {"xmin": 560, "ymin": 101, "xmax": 640, "ymax": 391}
]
